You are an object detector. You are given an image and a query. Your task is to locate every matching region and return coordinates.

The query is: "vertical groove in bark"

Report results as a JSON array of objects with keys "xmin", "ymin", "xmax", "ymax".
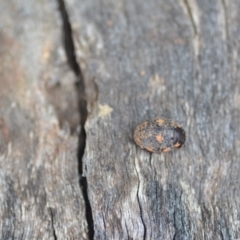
[
  {"xmin": 50, "ymin": 208, "xmax": 57, "ymax": 240},
  {"xmin": 56, "ymin": 0, "xmax": 94, "ymax": 238}
]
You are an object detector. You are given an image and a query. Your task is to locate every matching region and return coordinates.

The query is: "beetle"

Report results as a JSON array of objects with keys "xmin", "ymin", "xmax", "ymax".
[{"xmin": 133, "ymin": 118, "xmax": 186, "ymax": 153}]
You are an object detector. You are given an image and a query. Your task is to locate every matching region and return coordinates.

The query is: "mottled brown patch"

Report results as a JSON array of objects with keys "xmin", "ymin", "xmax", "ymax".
[
  {"xmin": 174, "ymin": 142, "xmax": 181, "ymax": 148},
  {"xmin": 136, "ymin": 121, "xmax": 147, "ymax": 132},
  {"xmin": 171, "ymin": 122, "xmax": 176, "ymax": 127},
  {"xmin": 156, "ymin": 119, "xmax": 164, "ymax": 126},
  {"xmin": 142, "ymin": 122, "xmax": 148, "ymax": 128},
  {"xmin": 133, "ymin": 135, "xmax": 141, "ymax": 146},
  {"xmin": 156, "ymin": 134, "xmax": 164, "ymax": 143},
  {"xmin": 138, "ymin": 121, "xmax": 148, "ymax": 131},
  {"xmin": 146, "ymin": 147, "xmax": 154, "ymax": 152},
  {"xmin": 133, "ymin": 118, "xmax": 185, "ymax": 154},
  {"xmin": 162, "ymin": 147, "xmax": 172, "ymax": 152}
]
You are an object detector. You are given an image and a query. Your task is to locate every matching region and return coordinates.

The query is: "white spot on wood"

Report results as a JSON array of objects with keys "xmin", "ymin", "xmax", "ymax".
[{"xmin": 98, "ymin": 103, "xmax": 113, "ymax": 118}]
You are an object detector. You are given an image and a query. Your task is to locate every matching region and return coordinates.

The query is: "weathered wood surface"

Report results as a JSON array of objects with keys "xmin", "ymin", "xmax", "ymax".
[
  {"xmin": 0, "ymin": 1, "xmax": 87, "ymax": 239},
  {"xmin": 66, "ymin": 0, "xmax": 240, "ymax": 239},
  {"xmin": 1, "ymin": 0, "xmax": 240, "ymax": 239}
]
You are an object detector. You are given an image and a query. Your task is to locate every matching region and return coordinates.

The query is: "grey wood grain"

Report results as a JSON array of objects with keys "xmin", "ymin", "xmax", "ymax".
[
  {"xmin": 65, "ymin": 0, "xmax": 240, "ymax": 239},
  {"xmin": 0, "ymin": 1, "xmax": 87, "ymax": 239},
  {"xmin": 1, "ymin": 0, "xmax": 240, "ymax": 239}
]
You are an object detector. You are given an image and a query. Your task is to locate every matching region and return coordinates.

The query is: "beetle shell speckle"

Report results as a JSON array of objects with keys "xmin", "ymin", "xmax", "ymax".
[{"xmin": 133, "ymin": 118, "xmax": 186, "ymax": 153}]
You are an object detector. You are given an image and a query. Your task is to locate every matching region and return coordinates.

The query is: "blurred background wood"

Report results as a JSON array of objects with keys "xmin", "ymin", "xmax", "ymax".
[
  {"xmin": 0, "ymin": 1, "xmax": 87, "ymax": 239},
  {"xmin": 1, "ymin": 0, "xmax": 240, "ymax": 239}
]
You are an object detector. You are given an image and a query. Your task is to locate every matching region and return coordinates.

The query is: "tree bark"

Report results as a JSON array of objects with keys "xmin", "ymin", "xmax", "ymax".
[
  {"xmin": 1, "ymin": 0, "xmax": 240, "ymax": 239},
  {"xmin": 0, "ymin": 1, "xmax": 87, "ymax": 239}
]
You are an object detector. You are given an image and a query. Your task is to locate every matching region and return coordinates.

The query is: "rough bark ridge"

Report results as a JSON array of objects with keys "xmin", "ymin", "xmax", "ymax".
[
  {"xmin": 65, "ymin": 0, "xmax": 240, "ymax": 239},
  {"xmin": 0, "ymin": 0, "xmax": 240, "ymax": 239}
]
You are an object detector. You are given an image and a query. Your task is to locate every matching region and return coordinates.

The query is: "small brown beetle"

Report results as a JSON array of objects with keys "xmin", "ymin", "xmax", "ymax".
[{"xmin": 133, "ymin": 118, "xmax": 186, "ymax": 153}]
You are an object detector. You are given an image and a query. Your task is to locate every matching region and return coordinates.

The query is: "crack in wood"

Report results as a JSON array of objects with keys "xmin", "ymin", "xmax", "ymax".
[
  {"xmin": 101, "ymin": 212, "xmax": 107, "ymax": 239},
  {"xmin": 56, "ymin": 0, "xmax": 94, "ymax": 239},
  {"xmin": 49, "ymin": 208, "xmax": 57, "ymax": 240}
]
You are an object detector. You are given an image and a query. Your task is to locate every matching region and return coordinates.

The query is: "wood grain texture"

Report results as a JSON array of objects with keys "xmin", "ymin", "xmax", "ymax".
[
  {"xmin": 1, "ymin": 0, "xmax": 240, "ymax": 239},
  {"xmin": 0, "ymin": 1, "xmax": 87, "ymax": 239},
  {"xmin": 65, "ymin": 0, "xmax": 240, "ymax": 239}
]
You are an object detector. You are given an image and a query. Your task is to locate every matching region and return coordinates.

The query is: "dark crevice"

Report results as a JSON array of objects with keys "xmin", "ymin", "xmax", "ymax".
[
  {"xmin": 57, "ymin": 0, "xmax": 94, "ymax": 239},
  {"xmin": 50, "ymin": 208, "xmax": 57, "ymax": 240},
  {"xmin": 57, "ymin": 0, "xmax": 80, "ymax": 76}
]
